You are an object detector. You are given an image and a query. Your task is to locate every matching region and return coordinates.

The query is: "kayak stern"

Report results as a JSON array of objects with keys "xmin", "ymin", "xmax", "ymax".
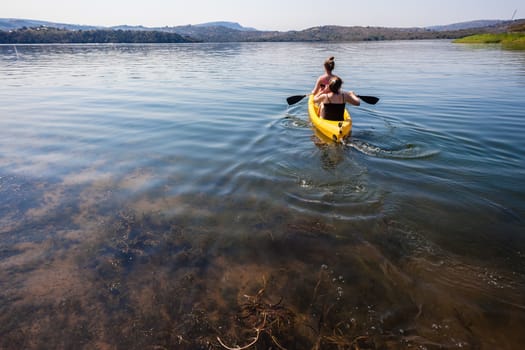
[{"xmin": 308, "ymin": 95, "xmax": 352, "ymax": 143}]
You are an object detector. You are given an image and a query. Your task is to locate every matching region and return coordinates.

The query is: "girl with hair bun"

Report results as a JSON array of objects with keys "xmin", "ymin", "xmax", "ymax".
[{"xmin": 311, "ymin": 56, "xmax": 335, "ymax": 96}]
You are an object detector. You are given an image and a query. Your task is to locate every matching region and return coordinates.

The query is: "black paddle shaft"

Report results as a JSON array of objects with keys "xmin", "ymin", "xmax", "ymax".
[{"xmin": 286, "ymin": 94, "xmax": 379, "ymax": 105}]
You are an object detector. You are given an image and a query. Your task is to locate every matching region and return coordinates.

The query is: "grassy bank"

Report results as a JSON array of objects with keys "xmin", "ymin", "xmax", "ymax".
[{"xmin": 454, "ymin": 32, "xmax": 525, "ymax": 49}]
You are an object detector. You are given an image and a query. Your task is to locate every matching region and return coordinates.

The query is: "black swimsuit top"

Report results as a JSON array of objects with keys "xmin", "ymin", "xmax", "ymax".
[{"xmin": 321, "ymin": 93, "xmax": 345, "ymax": 121}]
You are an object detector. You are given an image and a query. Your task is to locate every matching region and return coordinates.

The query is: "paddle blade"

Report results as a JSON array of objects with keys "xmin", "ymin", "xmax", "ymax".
[
  {"xmin": 287, "ymin": 94, "xmax": 307, "ymax": 105},
  {"xmin": 357, "ymin": 95, "xmax": 379, "ymax": 105}
]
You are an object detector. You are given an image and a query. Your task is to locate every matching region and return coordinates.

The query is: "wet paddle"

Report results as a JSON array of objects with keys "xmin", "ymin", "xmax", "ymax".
[
  {"xmin": 286, "ymin": 94, "xmax": 379, "ymax": 106},
  {"xmin": 358, "ymin": 95, "xmax": 379, "ymax": 105},
  {"xmin": 286, "ymin": 94, "xmax": 308, "ymax": 105}
]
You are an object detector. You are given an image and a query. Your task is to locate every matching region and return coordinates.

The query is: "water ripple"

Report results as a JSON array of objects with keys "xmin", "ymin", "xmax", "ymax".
[{"xmin": 347, "ymin": 139, "xmax": 440, "ymax": 159}]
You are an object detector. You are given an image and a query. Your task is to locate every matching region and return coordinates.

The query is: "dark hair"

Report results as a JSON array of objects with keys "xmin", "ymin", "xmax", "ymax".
[
  {"xmin": 328, "ymin": 76, "xmax": 343, "ymax": 93},
  {"xmin": 324, "ymin": 56, "xmax": 335, "ymax": 72}
]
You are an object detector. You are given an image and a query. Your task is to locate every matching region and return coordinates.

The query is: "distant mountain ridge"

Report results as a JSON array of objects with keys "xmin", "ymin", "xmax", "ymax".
[
  {"xmin": 193, "ymin": 21, "xmax": 257, "ymax": 31},
  {"xmin": 0, "ymin": 18, "xmax": 100, "ymax": 31},
  {"xmin": 0, "ymin": 18, "xmax": 256, "ymax": 32},
  {"xmin": 426, "ymin": 19, "xmax": 505, "ymax": 31},
  {"xmin": 1, "ymin": 17, "xmax": 524, "ymax": 43}
]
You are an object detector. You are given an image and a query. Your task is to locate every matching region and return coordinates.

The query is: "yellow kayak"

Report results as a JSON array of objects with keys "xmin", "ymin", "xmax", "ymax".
[{"xmin": 308, "ymin": 94, "xmax": 352, "ymax": 143}]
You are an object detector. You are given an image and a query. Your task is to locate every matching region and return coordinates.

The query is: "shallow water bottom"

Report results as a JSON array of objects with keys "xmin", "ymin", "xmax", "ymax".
[{"xmin": 1, "ymin": 174, "xmax": 524, "ymax": 350}]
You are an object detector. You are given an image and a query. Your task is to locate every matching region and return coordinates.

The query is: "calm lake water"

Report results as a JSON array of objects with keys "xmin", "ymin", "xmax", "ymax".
[{"xmin": 1, "ymin": 41, "xmax": 524, "ymax": 349}]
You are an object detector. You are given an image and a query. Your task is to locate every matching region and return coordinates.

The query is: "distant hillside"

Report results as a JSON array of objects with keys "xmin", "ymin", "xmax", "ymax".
[
  {"xmin": 427, "ymin": 20, "xmax": 504, "ymax": 31},
  {"xmin": 0, "ymin": 18, "xmax": 256, "ymax": 33},
  {"xmin": 1, "ymin": 17, "xmax": 524, "ymax": 43},
  {"xmin": 171, "ymin": 20, "xmax": 525, "ymax": 42},
  {"xmin": 0, "ymin": 18, "xmax": 99, "ymax": 31},
  {"xmin": 193, "ymin": 21, "xmax": 257, "ymax": 31},
  {"xmin": 165, "ymin": 24, "xmax": 269, "ymax": 41},
  {"xmin": 509, "ymin": 21, "xmax": 525, "ymax": 31},
  {"xmin": 109, "ymin": 21, "xmax": 257, "ymax": 33},
  {"xmin": 0, "ymin": 27, "xmax": 194, "ymax": 44}
]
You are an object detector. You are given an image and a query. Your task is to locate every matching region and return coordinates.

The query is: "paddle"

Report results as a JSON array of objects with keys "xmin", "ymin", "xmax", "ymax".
[
  {"xmin": 286, "ymin": 94, "xmax": 379, "ymax": 106},
  {"xmin": 286, "ymin": 94, "xmax": 308, "ymax": 105},
  {"xmin": 358, "ymin": 95, "xmax": 380, "ymax": 105}
]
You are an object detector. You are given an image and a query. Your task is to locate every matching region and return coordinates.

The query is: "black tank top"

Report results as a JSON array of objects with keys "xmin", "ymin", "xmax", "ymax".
[{"xmin": 321, "ymin": 93, "xmax": 345, "ymax": 121}]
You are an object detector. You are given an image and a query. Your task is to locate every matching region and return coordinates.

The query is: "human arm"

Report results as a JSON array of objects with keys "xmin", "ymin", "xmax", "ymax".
[
  {"xmin": 311, "ymin": 76, "xmax": 323, "ymax": 95},
  {"xmin": 344, "ymin": 90, "xmax": 361, "ymax": 106},
  {"xmin": 313, "ymin": 93, "xmax": 327, "ymax": 105}
]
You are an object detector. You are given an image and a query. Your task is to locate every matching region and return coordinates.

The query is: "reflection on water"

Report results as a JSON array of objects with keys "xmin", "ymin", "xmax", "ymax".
[{"xmin": 1, "ymin": 42, "xmax": 525, "ymax": 349}]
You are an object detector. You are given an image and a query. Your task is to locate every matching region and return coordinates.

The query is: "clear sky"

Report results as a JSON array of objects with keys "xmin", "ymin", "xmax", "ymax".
[{"xmin": 2, "ymin": 0, "xmax": 522, "ymax": 31}]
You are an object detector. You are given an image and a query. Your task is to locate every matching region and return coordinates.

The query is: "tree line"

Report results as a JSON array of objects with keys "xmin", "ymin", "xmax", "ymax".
[
  {"xmin": 0, "ymin": 27, "xmax": 195, "ymax": 44},
  {"xmin": 2, "ymin": 20, "xmax": 524, "ymax": 44}
]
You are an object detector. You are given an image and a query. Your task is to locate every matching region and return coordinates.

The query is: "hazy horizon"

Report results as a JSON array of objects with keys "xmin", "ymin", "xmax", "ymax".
[
  {"xmin": 1, "ymin": 16, "xmax": 519, "ymax": 32},
  {"xmin": 2, "ymin": 0, "xmax": 521, "ymax": 31}
]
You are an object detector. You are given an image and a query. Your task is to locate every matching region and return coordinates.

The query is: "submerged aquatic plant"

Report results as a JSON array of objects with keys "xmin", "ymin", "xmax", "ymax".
[{"xmin": 217, "ymin": 279, "xmax": 294, "ymax": 350}]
